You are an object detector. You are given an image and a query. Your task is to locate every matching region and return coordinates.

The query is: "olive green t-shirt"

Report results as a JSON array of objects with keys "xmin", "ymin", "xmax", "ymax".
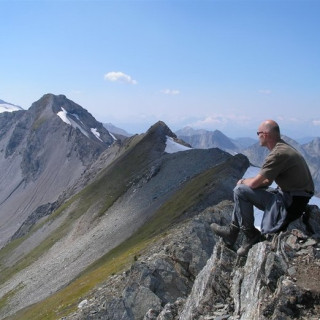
[{"xmin": 259, "ymin": 140, "xmax": 314, "ymax": 194}]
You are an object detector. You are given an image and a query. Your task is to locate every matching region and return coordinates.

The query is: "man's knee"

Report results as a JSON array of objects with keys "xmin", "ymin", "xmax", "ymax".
[{"xmin": 233, "ymin": 184, "xmax": 251, "ymax": 198}]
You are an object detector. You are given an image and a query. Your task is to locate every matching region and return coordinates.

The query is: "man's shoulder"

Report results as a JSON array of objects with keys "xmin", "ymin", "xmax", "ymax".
[
  {"xmin": 276, "ymin": 139, "xmax": 289, "ymax": 147},
  {"xmin": 274, "ymin": 140, "xmax": 294, "ymax": 152},
  {"xmin": 270, "ymin": 140, "xmax": 303, "ymax": 163},
  {"xmin": 266, "ymin": 140, "xmax": 293, "ymax": 162}
]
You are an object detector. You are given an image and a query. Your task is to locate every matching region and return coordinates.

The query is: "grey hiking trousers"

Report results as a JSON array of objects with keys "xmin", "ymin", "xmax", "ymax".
[{"xmin": 231, "ymin": 184, "xmax": 279, "ymax": 230}]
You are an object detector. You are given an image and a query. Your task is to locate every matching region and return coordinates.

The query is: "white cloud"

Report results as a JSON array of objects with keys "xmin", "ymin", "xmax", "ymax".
[
  {"xmin": 312, "ymin": 120, "xmax": 320, "ymax": 126},
  {"xmin": 161, "ymin": 89, "xmax": 180, "ymax": 95},
  {"xmin": 276, "ymin": 116, "xmax": 300, "ymax": 123},
  {"xmin": 194, "ymin": 116, "xmax": 225, "ymax": 126},
  {"xmin": 104, "ymin": 71, "xmax": 137, "ymax": 85},
  {"xmin": 192, "ymin": 114, "xmax": 252, "ymax": 128},
  {"xmin": 258, "ymin": 89, "xmax": 272, "ymax": 95}
]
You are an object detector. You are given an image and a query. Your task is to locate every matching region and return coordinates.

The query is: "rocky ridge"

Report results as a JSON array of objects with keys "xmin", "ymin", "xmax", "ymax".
[
  {"xmin": 64, "ymin": 202, "xmax": 320, "ymax": 320},
  {"xmin": 0, "ymin": 114, "xmax": 249, "ymax": 319}
]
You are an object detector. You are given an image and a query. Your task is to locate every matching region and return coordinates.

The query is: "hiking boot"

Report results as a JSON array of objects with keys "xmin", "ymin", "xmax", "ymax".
[
  {"xmin": 210, "ymin": 223, "xmax": 240, "ymax": 247},
  {"xmin": 237, "ymin": 227, "xmax": 261, "ymax": 256}
]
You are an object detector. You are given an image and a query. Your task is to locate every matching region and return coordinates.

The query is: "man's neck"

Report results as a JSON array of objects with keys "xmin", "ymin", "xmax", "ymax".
[{"xmin": 267, "ymin": 138, "xmax": 280, "ymax": 151}]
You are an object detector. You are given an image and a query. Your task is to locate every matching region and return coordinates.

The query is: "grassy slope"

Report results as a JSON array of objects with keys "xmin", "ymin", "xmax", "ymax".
[
  {"xmin": 6, "ymin": 157, "xmax": 239, "ymax": 320},
  {"xmin": 0, "ymin": 132, "xmax": 166, "ymax": 316}
]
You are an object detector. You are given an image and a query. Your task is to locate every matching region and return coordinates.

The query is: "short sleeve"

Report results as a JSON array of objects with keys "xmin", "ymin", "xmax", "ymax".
[{"xmin": 259, "ymin": 151, "xmax": 287, "ymax": 182}]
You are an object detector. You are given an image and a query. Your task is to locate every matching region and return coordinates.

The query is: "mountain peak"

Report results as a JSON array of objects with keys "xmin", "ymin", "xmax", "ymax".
[
  {"xmin": 146, "ymin": 120, "xmax": 176, "ymax": 139},
  {"xmin": 29, "ymin": 93, "xmax": 80, "ymax": 116},
  {"xmin": 176, "ymin": 127, "xmax": 237, "ymax": 152},
  {"xmin": 28, "ymin": 94, "xmax": 114, "ymax": 146}
]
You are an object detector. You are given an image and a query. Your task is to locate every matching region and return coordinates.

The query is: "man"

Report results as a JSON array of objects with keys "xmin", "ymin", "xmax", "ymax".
[{"xmin": 211, "ymin": 120, "xmax": 314, "ymax": 256}]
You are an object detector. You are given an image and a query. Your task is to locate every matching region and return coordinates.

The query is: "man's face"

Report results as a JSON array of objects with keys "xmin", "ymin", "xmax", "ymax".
[{"xmin": 257, "ymin": 125, "xmax": 267, "ymax": 146}]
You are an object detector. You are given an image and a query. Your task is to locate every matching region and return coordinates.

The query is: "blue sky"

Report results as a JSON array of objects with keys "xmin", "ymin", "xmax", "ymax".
[{"xmin": 1, "ymin": 0, "xmax": 319, "ymax": 138}]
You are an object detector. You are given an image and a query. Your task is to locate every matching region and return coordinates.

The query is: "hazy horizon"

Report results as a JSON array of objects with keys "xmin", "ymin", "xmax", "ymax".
[{"xmin": 1, "ymin": 95, "xmax": 318, "ymax": 141}]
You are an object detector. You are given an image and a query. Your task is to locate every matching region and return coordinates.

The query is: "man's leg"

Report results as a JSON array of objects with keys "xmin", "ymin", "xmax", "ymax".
[
  {"xmin": 232, "ymin": 184, "xmax": 277, "ymax": 255},
  {"xmin": 211, "ymin": 184, "xmax": 277, "ymax": 254},
  {"xmin": 232, "ymin": 184, "xmax": 276, "ymax": 229}
]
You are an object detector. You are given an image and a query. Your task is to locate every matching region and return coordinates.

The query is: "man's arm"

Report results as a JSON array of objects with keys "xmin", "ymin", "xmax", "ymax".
[{"xmin": 237, "ymin": 173, "xmax": 271, "ymax": 189}]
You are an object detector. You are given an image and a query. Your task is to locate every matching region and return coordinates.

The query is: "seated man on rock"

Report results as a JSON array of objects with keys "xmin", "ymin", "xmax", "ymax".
[{"xmin": 211, "ymin": 119, "xmax": 314, "ymax": 256}]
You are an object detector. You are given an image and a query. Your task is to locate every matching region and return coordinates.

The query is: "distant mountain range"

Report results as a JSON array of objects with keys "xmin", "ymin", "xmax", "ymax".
[
  {"xmin": 0, "ymin": 94, "xmax": 319, "ymax": 320},
  {"xmin": 175, "ymin": 126, "xmax": 256, "ymax": 153},
  {"xmin": 103, "ymin": 122, "xmax": 132, "ymax": 138},
  {"xmin": 1, "ymin": 100, "xmax": 319, "ymax": 195}
]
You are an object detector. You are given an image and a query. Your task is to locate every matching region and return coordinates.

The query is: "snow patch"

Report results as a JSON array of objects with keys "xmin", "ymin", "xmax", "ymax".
[
  {"xmin": 57, "ymin": 107, "xmax": 89, "ymax": 138},
  {"xmin": 57, "ymin": 108, "xmax": 114, "ymax": 143},
  {"xmin": 57, "ymin": 107, "xmax": 71, "ymax": 125},
  {"xmin": 0, "ymin": 103, "xmax": 23, "ymax": 113},
  {"xmin": 165, "ymin": 136, "xmax": 191, "ymax": 153},
  {"xmin": 91, "ymin": 128, "xmax": 103, "ymax": 142},
  {"xmin": 108, "ymin": 131, "xmax": 117, "ymax": 141}
]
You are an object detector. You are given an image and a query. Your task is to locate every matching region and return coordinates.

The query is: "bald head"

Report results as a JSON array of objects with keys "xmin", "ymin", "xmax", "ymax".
[{"xmin": 261, "ymin": 120, "xmax": 281, "ymax": 140}]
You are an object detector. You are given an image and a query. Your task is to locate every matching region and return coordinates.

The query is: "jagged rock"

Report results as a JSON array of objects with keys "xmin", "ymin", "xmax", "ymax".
[
  {"xmin": 179, "ymin": 241, "xmax": 236, "ymax": 320},
  {"xmin": 65, "ymin": 203, "xmax": 320, "ymax": 320},
  {"xmin": 180, "ymin": 205, "xmax": 320, "ymax": 320},
  {"xmin": 11, "ymin": 201, "xmax": 60, "ymax": 240},
  {"xmin": 122, "ymin": 283, "xmax": 162, "ymax": 319},
  {"xmin": 150, "ymin": 298, "xmax": 186, "ymax": 320}
]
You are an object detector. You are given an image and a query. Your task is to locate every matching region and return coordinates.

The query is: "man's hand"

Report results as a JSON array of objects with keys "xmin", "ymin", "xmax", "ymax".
[{"xmin": 237, "ymin": 174, "xmax": 271, "ymax": 189}]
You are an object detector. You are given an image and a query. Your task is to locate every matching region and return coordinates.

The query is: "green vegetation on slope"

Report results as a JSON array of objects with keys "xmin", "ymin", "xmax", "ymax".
[
  {"xmin": 0, "ymin": 133, "xmax": 147, "ymax": 284},
  {"xmin": 0, "ymin": 131, "xmax": 165, "ymax": 316},
  {"xmin": 6, "ymin": 158, "xmax": 236, "ymax": 320}
]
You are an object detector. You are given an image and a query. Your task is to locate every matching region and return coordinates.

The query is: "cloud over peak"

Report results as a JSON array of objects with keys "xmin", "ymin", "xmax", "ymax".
[
  {"xmin": 104, "ymin": 71, "xmax": 137, "ymax": 85},
  {"xmin": 161, "ymin": 89, "xmax": 180, "ymax": 95}
]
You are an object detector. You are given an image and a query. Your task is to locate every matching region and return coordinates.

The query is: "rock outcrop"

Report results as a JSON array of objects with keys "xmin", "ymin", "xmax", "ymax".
[
  {"xmin": 180, "ymin": 205, "xmax": 320, "ymax": 320},
  {"xmin": 65, "ymin": 203, "xmax": 320, "ymax": 320}
]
